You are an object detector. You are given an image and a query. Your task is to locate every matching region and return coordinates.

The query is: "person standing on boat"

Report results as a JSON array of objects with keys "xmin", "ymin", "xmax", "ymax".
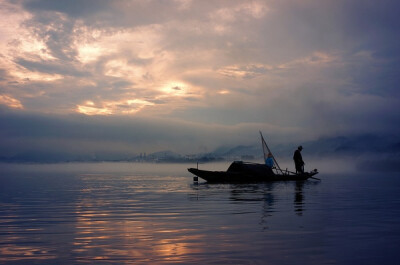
[
  {"xmin": 293, "ymin": 146, "xmax": 304, "ymax": 173},
  {"xmin": 265, "ymin": 153, "xmax": 274, "ymax": 168}
]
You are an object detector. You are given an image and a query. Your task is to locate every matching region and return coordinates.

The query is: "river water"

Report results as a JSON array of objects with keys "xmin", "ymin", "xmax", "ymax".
[{"xmin": 0, "ymin": 162, "xmax": 399, "ymax": 264}]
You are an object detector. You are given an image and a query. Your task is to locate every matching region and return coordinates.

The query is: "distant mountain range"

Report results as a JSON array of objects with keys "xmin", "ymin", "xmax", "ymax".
[
  {"xmin": 1, "ymin": 134, "xmax": 399, "ymax": 164},
  {"xmin": 205, "ymin": 134, "xmax": 400, "ymax": 158}
]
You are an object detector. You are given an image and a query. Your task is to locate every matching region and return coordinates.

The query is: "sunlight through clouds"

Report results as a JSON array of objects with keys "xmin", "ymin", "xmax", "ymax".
[
  {"xmin": 0, "ymin": 0, "xmax": 399, "ymax": 156},
  {"xmin": 75, "ymin": 24, "xmax": 163, "ymax": 64},
  {"xmin": 159, "ymin": 81, "xmax": 189, "ymax": 97}
]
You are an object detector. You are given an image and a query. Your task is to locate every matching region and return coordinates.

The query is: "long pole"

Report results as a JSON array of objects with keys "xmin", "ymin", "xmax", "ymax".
[
  {"xmin": 259, "ymin": 131, "xmax": 283, "ymax": 174},
  {"xmin": 283, "ymin": 169, "xmax": 321, "ymax": 180}
]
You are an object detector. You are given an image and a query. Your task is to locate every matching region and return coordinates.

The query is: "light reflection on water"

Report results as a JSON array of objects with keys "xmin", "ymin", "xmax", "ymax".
[{"xmin": 0, "ymin": 162, "xmax": 399, "ymax": 264}]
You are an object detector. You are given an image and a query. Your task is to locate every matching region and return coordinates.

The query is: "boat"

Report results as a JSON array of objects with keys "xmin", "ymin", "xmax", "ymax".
[
  {"xmin": 187, "ymin": 132, "xmax": 319, "ymax": 183},
  {"xmin": 188, "ymin": 161, "xmax": 318, "ymax": 183}
]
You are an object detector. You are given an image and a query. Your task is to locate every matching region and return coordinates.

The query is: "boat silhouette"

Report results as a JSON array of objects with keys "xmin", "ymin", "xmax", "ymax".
[{"xmin": 188, "ymin": 132, "xmax": 319, "ymax": 183}]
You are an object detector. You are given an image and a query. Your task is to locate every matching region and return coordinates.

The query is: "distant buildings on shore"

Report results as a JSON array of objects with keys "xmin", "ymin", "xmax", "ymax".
[{"xmin": 132, "ymin": 152, "xmax": 256, "ymax": 163}]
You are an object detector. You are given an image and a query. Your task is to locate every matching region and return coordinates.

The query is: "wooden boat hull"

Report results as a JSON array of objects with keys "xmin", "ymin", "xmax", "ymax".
[{"xmin": 188, "ymin": 161, "xmax": 318, "ymax": 183}]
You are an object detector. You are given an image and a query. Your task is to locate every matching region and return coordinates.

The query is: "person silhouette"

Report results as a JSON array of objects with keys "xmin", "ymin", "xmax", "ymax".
[{"xmin": 293, "ymin": 146, "xmax": 304, "ymax": 174}]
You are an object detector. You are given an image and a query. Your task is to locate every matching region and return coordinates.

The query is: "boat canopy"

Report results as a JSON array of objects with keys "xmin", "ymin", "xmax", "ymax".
[{"xmin": 227, "ymin": 161, "xmax": 274, "ymax": 177}]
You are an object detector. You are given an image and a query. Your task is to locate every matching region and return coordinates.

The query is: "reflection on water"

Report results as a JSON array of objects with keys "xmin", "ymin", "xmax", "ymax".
[
  {"xmin": 190, "ymin": 181, "xmax": 314, "ymax": 231},
  {"xmin": 295, "ymin": 181, "xmax": 305, "ymax": 215},
  {"xmin": 1, "ymin": 162, "xmax": 400, "ymax": 264}
]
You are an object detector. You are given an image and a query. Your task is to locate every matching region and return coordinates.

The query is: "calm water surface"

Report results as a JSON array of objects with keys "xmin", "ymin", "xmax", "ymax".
[{"xmin": 0, "ymin": 162, "xmax": 399, "ymax": 264}]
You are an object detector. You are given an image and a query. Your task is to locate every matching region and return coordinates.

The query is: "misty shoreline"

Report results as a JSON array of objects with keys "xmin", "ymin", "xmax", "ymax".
[{"xmin": 1, "ymin": 155, "xmax": 399, "ymax": 174}]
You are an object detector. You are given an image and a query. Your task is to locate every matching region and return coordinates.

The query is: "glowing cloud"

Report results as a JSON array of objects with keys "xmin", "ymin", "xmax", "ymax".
[
  {"xmin": 0, "ymin": 95, "xmax": 24, "ymax": 109},
  {"xmin": 217, "ymin": 64, "xmax": 272, "ymax": 79},
  {"xmin": 77, "ymin": 99, "xmax": 154, "ymax": 115}
]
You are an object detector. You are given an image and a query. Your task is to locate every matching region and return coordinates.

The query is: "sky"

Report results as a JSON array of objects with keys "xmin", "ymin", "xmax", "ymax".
[{"xmin": 0, "ymin": 0, "xmax": 399, "ymax": 159}]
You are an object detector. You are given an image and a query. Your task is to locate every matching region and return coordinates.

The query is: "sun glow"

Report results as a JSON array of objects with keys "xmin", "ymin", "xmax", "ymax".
[{"xmin": 159, "ymin": 81, "xmax": 188, "ymax": 96}]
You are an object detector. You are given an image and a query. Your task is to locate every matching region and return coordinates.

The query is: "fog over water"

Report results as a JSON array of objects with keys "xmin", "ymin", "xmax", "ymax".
[{"xmin": 1, "ymin": 159, "xmax": 399, "ymax": 264}]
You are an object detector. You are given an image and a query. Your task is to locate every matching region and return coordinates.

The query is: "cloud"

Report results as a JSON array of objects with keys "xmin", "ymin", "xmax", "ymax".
[
  {"xmin": 0, "ymin": 95, "xmax": 24, "ymax": 109},
  {"xmin": 0, "ymin": 0, "xmax": 399, "ymax": 159},
  {"xmin": 76, "ymin": 98, "xmax": 155, "ymax": 115},
  {"xmin": 0, "ymin": 109, "xmax": 305, "ymax": 159}
]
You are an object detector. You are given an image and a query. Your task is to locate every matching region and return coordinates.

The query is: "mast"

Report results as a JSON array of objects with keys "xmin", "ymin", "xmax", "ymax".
[{"xmin": 259, "ymin": 131, "xmax": 283, "ymax": 174}]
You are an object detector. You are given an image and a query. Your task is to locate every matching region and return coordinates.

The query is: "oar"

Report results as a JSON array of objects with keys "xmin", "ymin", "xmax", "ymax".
[{"xmin": 310, "ymin": 176, "xmax": 321, "ymax": 181}]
